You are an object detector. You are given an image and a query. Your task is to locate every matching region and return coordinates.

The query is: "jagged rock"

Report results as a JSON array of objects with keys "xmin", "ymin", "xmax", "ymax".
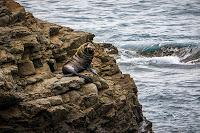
[{"xmin": 0, "ymin": 0, "xmax": 153, "ymax": 132}]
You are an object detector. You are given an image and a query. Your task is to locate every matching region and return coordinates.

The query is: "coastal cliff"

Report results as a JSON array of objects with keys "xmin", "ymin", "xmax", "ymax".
[{"xmin": 0, "ymin": 0, "xmax": 152, "ymax": 132}]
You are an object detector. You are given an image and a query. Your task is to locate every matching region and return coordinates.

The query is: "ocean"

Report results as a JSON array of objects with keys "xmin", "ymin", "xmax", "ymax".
[{"xmin": 16, "ymin": 0, "xmax": 200, "ymax": 132}]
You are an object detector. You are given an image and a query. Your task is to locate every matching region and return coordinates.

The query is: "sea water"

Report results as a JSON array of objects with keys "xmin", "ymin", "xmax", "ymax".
[{"xmin": 16, "ymin": 0, "xmax": 200, "ymax": 132}]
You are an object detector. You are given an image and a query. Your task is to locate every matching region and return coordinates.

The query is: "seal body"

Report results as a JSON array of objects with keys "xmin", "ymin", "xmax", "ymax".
[{"xmin": 62, "ymin": 42, "xmax": 96, "ymax": 82}]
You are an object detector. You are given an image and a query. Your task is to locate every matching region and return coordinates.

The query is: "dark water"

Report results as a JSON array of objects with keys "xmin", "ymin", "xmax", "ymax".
[{"xmin": 16, "ymin": 0, "xmax": 200, "ymax": 132}]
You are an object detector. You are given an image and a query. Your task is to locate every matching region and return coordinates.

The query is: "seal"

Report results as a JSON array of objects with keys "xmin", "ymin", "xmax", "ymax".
[{"xmin": 62, "ymin": 42, "xmax": 97, "ymax": 82}]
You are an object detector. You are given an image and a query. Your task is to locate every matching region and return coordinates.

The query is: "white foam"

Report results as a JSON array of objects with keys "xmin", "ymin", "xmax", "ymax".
[{"xmin": 118, "ymin": 55, "xmax": 183, "ymax": 65}]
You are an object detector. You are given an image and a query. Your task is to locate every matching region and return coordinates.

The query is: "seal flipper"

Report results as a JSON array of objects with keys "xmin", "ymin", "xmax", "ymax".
[
  {"xmin": 87, "ymin": 67, "xmax": 98, "ymax": 76},
  {"xmin": 63, "ymin": 68, "xmax": 93, "ymax": 83}
]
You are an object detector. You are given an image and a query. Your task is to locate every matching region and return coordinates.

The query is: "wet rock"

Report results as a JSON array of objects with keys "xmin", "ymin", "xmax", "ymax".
[
  {"xmin": 181, "ymin": 50, "xmax": 200, "ymax": 63},
  {"xmin": 139, "ymin": 117, "xmax": 153, "ymax": 133}
]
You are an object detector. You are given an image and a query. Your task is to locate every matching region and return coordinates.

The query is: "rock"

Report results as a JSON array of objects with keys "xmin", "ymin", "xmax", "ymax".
[
  {"xmin": 181, "ymin": 50, "xmax": 200, "ymax": 63},
  {"xmin": 81, "ymin": 94, "xmax": 98, "ymax": 108},
  {"xmin": 98, "ymin": 77, "xmax": 109, "ymax": 90},
  {"xmin": 0, "ymin": 93, "xmax": 22, "ymax": 109},
  {"xmin": 68, "ymin": 91, "xmax": 81, "ymax": 105},
  {"xmin": 0, "ymin": 15, "xmax": 10, "ymax": 26},
  {"xmin": 61, "ymin": 93, "xmax": 70, "ymax": 103},
  {"xmin": 10, "ymin": 41, "xmax": 24, "ymax": 54},
  {"xmin": 17, "ymin": 60, "xmax": 36, "ymax": 76},
  {"xmin": 0, "ymin": 49, "xmax": 14, "ymax": 65},
  {"xmin": 21, "ymin": 34, "xmax": 39, "ymax": 47},
  {"xmin": 51, "ymin": 76, "xmax": 85, "ymax": 95},
  {"xmin": 0, "ymin": 0, "xmax": 153, "ymax": 132},
  {"xmin": 81, "ymin": 83, "xmax": 98, "ymax": 95},
  {"xmin": 32, "ymin": 58, "xmax": 43, "ymax": 68},
  {"xmin": 47, "ymin": 59, "xmax": 57, "ymax": 72},
  {"xmin": 99, "ymin": 43, "xmax": 118, "ymax": 54},
  {"xmin": 11, "ymin": 26, "xmax": 31, "ymax": 38},
  {"xmin": 47, "ymin": 96, "xmax": 63, "ymax": 106},
  {"xmin": 26, "ymin": 75, "xmax": 43, "ymax": 85},
  {"xmin": 139, "ymin": 117, "xmax": 153, "ymax": 133}
]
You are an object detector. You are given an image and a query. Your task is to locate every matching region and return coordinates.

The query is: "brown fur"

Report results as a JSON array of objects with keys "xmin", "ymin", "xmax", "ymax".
[{"xmin": 62, "ymin": 42, "xmax": 96, "ymax": 82}]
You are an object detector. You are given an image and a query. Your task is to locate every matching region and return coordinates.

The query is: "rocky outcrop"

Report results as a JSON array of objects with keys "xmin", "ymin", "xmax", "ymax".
[
  {"xmin": 138, "ymin": 44, "xmax": 200, "ymax": 63},
  {"xmin": 0, "ymin": 0, "xmax": 152, "ymax": 132}
]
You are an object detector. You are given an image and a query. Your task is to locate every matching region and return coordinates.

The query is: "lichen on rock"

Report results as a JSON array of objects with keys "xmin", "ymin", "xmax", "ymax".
[{"xmin": 0, "ymin": 0, "xmax": 153, "ymax": 132}]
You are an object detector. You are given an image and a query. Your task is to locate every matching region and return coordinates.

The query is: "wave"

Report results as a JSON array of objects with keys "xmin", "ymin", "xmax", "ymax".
[
  {"xmin": 119, "ymin": 43, "xmax": 200, "ymax": 64},
  {"xmin": 118, "ymin": 55, "xmax": 182, "ymax": 66}
]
